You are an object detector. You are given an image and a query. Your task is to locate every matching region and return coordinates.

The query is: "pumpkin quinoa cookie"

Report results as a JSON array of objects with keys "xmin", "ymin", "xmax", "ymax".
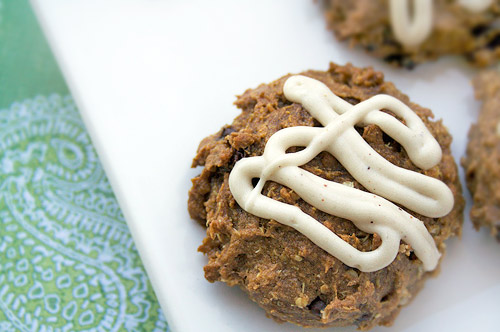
[{"xmin": 188, "ymin": 62, "xmax": 464, "ymax": 329}]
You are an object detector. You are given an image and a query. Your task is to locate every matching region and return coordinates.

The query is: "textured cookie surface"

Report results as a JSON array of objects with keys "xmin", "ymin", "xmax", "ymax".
[
  {"xmin": 321, "ymin": 0, "xmax": 500, "ymax": 68},
  {"xmin": 188, "ymin": 63, "xmax": 464, "ymax": 330},
  {"xmin": 463, "ymin": 71, "xmax": 500, "ymax": 241}
]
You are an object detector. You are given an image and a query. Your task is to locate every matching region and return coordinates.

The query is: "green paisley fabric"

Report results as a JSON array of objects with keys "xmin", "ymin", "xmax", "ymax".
[{"xmin": 0, "ymin": 1, "xmax": 169, "ymax": 331}]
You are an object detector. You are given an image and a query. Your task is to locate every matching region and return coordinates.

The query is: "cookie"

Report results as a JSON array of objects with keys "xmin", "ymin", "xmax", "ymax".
[
  {"xmin": 321, "ymin": 0, "xmax": 500, "ymax": 68},
  {"xmin": 188, "ymin": 63, "xmax": 464, "ymax": 329},
  {"xmin": 463, "ymin": 70, "xmax": 500, "ymax": 241}
]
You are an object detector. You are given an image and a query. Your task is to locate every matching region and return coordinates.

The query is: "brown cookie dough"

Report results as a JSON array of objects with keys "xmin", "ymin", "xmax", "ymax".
[
  {"xmin": 463, "ymin": 70, "xmax": 500, "ymax": 241},
  {"xmin": 188, "ymin": 63, "xmax": 464, "ymax": 330},
  {"xmin": 321, "ymin": 0, "xmax": 500, "ymax": 68}
]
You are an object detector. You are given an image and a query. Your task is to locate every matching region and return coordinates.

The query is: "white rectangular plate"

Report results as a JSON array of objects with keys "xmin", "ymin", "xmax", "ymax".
[{"xmin": 32, "ymin": 1, "xmax": 500, "ymax": 331}]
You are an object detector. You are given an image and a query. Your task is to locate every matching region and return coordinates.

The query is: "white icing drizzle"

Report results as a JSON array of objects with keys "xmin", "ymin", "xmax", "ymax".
[
  {"xmin": 390, "ymin": 0, "xmax": 493, "ymax": 47},
  {"xmin": 228, "ymin": 75, "xmax": 454, "ymax": 273},
  {"xmin": 389, "ymin": 0, "xmax": 434, "ymax": 47},
  {"xmin": 459, "ymin": 0, "xmax": 493, "ymax": 12}
]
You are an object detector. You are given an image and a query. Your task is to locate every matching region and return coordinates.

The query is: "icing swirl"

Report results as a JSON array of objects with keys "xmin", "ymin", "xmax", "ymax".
[
  {"xmin": 228, "ymin": 75, "xmax": 454, "ymax": 272},
  {"xmin": 390, "ymin": 0, "xmax": 493, "ymax": 47}
]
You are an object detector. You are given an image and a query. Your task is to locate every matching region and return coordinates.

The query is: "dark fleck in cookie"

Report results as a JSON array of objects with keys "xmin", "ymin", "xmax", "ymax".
[
  {"xmin": 321, "ymin": 0, "xmax": 500, "ymax": 68},
  {"xmin": 188, "ymin": 63, "xmax": 464, "ymax": 330},
  {"xmin": 463, "ymin": 70, "xmax": 500, "ymax": 241}
]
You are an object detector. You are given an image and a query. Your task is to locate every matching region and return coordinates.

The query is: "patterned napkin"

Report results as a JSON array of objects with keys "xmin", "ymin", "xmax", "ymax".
[{"xmin": 0, "ymin": 1, "xmax": 169, "ymax": 331}]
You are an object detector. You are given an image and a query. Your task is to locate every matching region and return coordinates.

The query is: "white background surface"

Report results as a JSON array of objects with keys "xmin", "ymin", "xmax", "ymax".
[{"xmin": 32, "ymin": 0, "xmax": 500, "ymax": 331}]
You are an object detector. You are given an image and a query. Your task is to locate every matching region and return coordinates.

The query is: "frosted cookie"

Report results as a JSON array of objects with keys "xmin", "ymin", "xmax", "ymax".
[
  {"xmin": 321, "ymin": 0, "xmax": 500, "ymax": 68},
  {"xmin": 463, "ymin": 70, "xmax": 500, "ymax": 241},
  {"xmin": 188, "ymin": 63, "xmax": 464, "ymax": 329}
]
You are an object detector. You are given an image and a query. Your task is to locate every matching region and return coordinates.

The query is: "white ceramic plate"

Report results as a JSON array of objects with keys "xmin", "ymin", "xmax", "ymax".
[{"xmin": 32, "ymin": 1, "xmax": 500, "ymax": 331}]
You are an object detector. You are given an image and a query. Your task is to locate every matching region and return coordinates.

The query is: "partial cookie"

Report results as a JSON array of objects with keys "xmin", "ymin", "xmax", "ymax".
[
  {"xmin": 463, "ymin": 70, "xmax": 500, "ymax": 241},
  {"xmin": 188, "ymin": 63, "xmax": 464, "ymax": 330},
  {"xmin": 321, "ymin": 0, "xmax": 500, "ymax": 68}
]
